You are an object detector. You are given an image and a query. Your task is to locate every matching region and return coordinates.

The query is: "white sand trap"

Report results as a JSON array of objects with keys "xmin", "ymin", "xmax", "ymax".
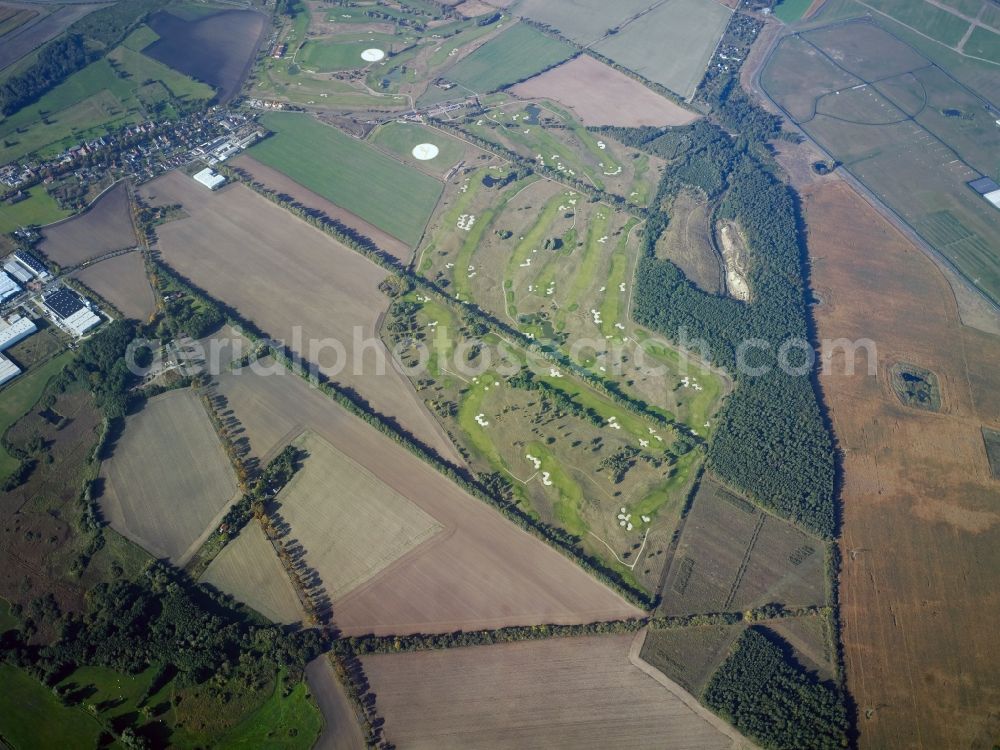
[
  {"xmin": 361, "ymin": 48, "xmax": 386, "ymax": 62},
  {"xmin": 412, "ymin": 143, "xmax": 440, "ymax": 160}
]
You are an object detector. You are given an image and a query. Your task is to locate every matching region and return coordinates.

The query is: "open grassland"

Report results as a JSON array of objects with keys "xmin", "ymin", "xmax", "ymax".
[
  {"xmin": 40, "ymin": 181, "xmax": 136, "ymax": 267},
  {"xmin": 99, "ymin": 389, "xmax": 240, "ymax": 564},
  {"xmin": 861, "ymin": 0, "xmax": 980, "ymax": 47},
  {"xmin": 593, "ymin": 0, "xmax": 732, "ymax": 99},
  {"xmin": 762, "ymin": 20, "xmax": 1000, "ymax": 305},
  {"xmin": 299, "ymin": 30, "xmax": 418, "ymax": 71},
  {"xmin": 655, "ymin": 190, "xmax": 722, "ymax": 295},
  {"xmin": 423, "ymin": 22, "xmax": 575, "ymax": 100},
  {"xmin": 200, "ymin": 522, "xmax": 304, "ymax": 625},
  {"xmin": 274, "ymin": 431, "xmax": 444, "ymax": 600},
  {"xmin": 0, "ymin": 185, "xmax": 69, "ymax": 234},
  {"xmin": 139, "ymin": 169, "xmax": 456, "ymax": 462},
  {"xmin": 511, "ymin": 55, "xmax": 701, "ymax": 128},
  {"xmin": 767, "ymin": 614, "xmax": 835, "ymax": 681},
  {"xmin": 228, "ymin": 155, "xmax": 412, "ymax": 261},
  {"xmin": 210, "ymin": 362, "xmax": 643, "ymax": 635},
  {"xmin": 216, "ymin": 673, "xmax": 323, "ymax": 750},
  {"xmin": 659, "ymin": 478, "xmax": 826, "ymax": 616},
  {"xmin": 73, "ymin": 251, "xmax": 155, "ymax": 320},
  {"xmin": 364, "ymin": 633, "xmax": 742, "ymax": 749},
  {"xmin": 249, "ymin": 112, "xmax": 442, "ymax": 245},
  {"xmin": 367, "ymin": 121, "xmax": 474, "ymax": 177},
  {"xmin": 0, "ymin": 351, "xmax": 72, "ymax": 480},
  {"xmin": 805, "ymin": 181, "xmax": 1000, "ymax": 750},
  {"xmin": 0, "ymin": 663, "xmax": 105, "ymax": 749},
  {"xmin": 964, "ymin": 24, "xmax": 1000, "ymax": 62},
  {"xmin": 0, "ymin": 42, "xmax": 213, "ymax": 164},
  {"xmin": 773, "ymin": 0, "xmax": 814, "ymax": 22}
]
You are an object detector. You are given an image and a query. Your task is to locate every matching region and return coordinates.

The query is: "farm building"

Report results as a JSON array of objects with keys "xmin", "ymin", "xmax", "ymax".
[
  {"xmin": 3, "ymin": 260, "xmax": 32, "ymax": 284},
  {"xmin": 42, "ymin": 288, "xmax": 101, "ymax": 337},
  {"xmin": 13, "ymin": 251, "xmax": 49, "ymax": 279},
  {"xmin": 0, "ymin": 315, "xmax": 37, "ymax": 351},
  {"xmin": 193, "ymin": 168, "xmax": 226, "ymax": 190},
  {"xmin": 967, "ymin": 176, "xmax": 1000, "ymax": 195},
  {"xmin": 984, "ymin": 190, "xmax": 1000, "ymax": 210},
  {"xmin": 0, "ymin": 354, "xmax": 21, "ymax": 387},
  {"xmin": 0, "ymin": 272, "xmax": 21, "ymax": 303}
]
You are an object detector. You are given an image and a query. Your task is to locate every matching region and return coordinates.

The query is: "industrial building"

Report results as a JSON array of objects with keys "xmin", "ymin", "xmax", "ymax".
[
  {"xmin": 193, "ymin": 167, "xmax": 226, "ymax": 190},
  {"xmin": 13, "ymin": 250, "xmax": 49, "ymax": 279},
  {"xmin": 0, "ymin": 354, "xmax": 20, "ymax": 387},
  {"xmin": 0, "ymin": 272, "xmax": 21, "ymax": 303},
  {"xmin": 42, "ymin": 288, "xmax": 101, "ymax": 337},
  {"xmin": 967, "ymin": 176, "xmax": 1000, "ymax": 210},
  {"xmin": 3, "ymin": 260, "xmax": 32, "ymax": 284},
  {"xmin": 0, "ymin": 315, "xmax": 37, "ymax": 351}
]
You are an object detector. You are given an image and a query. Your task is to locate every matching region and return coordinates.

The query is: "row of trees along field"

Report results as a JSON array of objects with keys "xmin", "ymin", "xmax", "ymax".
[
  {"xmin": 0, "ymin": 0, "xmax": 168, "ymax": 115},
  {"xmin": 704, "ymin": 627, "xmax": 849, "ymax": 749},
  {"xmin": 598, "ymin": 109, "xmax": 835, "ymax": 539}
]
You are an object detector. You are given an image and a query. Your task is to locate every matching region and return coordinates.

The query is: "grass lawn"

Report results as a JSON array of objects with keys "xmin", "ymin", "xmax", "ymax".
[
  {"xmin": 0, "ymin": 351, "xmax": 72, "ymax": 480},
  {"xmin": 250, "ymin": 112, "xmax": 443, "ymax": 245},
  {"xmin": 964, "ymin": 26, "xmax": 1000, "ymax": 64},
  {"xmin": 298, "ymin": 32, "xmax": 414, "ymax": 71},
  {"xmin": 0, "ymin": 185, "xmax": 70, "ymax": 233},
  {"xmin": 216, "ymin": 671, "xmax": 323, "ymax": 749},
  {"xmin": 773, "ymin": 0, "xmax": 813, "ymax": 22},
  {"xmin": 0, "ymin": 663, "xmax": 106, "ymax": 749},
  {"xmin": 368, "ymin": 121, "xmax": 466, "ymax": 172},
  {"xmin": 437, "ymin": 23, "xmax": 575, "ymax": 96}
]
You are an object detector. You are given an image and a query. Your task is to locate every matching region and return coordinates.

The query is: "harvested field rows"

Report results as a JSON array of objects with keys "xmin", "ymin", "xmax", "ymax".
[
  {"xmin": 138, "ymin": 169, "xmax": 458, "ymax": 463},
  {"xmin": 72, "ymin": 252, "xmax": 154, "ymax": 320},
  {"xmin": 99, "ymin": 389, "xmax": 239, "ymax": 564},
  {"xmin": 40, "ymin": 181, "xmax": 136, "ymax": 266},
  {"xmin": 364, "ymin": 633, "xmax": 743, "ymax": 749},
  {"xmin": 210, "ymin": 362, "xmax": 643, "ymax": 635}
]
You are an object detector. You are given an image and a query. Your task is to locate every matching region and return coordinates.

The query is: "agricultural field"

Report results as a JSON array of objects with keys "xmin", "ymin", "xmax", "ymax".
[
  {"xmin": 272, "ymin": 431, "xmax": 444, "ymax": 600},
  {"xmin": 510, "ymin": 55, "xmax": 701, "ymax": 128},
  {"xmin": 0, "ymin": 3, "xmax": 103, "ymax": 70},
  {"xmin": 773, "ymin": 0, "xmax": 814, "ymax": 23},
  {"xmin": 766, "ymin": 614, "xmax": 836, "ymax": 681},
  {"xmin": 0, "ymin": 5, "xmax": 35, "ymax": 39},
  {"xmin": 641, "ymin": 622, "xmax": 747, "ymax": 695},
  {"xmin": 72, "ymin": 251, "xmax": 155, "ymax": 321},
  {"xmin": 806, "ymin": 180, "xmax": 1000, "ymax": 750},
  {"xmin": 138, "ymin": 169, "xmax": 457, "ymax": 462},
  {"xmin": 984, "ymin": 427, "xmax": 1000, "ymax": 479},
  {"xmin": 363, "ymin": 633, "xmax": 745, "ymax": 749},
  {"xmin": 208, "ymin": 361, "xmax": 643, "ymax": 635},
  {"xmin": 39, "ymin": 181, "xmax": 136, "ymax": 267},
  {"xmin": 99, "ymin": 389, "xmax": 240, "ymax": 564},
  {"xmin": 592, "ymin": 0, "xmax": 733, "ymax": 99},
  {"xmin": 0, "ymin": 38, "xmax": 214, "ymax": 165},
  {"xmin": 860, "ymin": 0, "xmax": 983, "ymax": 47},
  {"xmin": 460, "ymin": 100, "xmax": 664, "ymax": 201},
  {"xmin": 761, "ymin": 19, "xmax": 1000, "ymax": 305},
  {"xmin": 418, "ymin": 22, "xmax": 576, "ymax": 104},
  {"xmin": 512, "ymin": 0, "xmax": 660, "ymax": 46},
  {"xmin": 659, "ymin": 478, "xmax": 826, "ymax": 616},
  {"xmin": 200, "ymin": 522, "xmax": 304, "ymax": 625},
  {"xmin": 0, "ymin": 185, "xmax": 69, "ymax": 234},
  {"xmin": 249, "ymin": 112, "xmax": 443, "ymax": 246}
]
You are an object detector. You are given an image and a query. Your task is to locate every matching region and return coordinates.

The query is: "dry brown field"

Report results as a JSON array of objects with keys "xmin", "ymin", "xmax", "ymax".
[
  {"xmin": 364, "ymin": 633, "xmax": 746, "ymax": 749},
  {"xmin": 139, "ymin": 170, "xmax": 458, "ymax": 463},
  {"xmin": 655, "ymin": 189, "xmax": 722, "ymax": 294},
  {"xmin": 454, "ymin": 0, "xmax": 497, "ymax": 17},
  {"xmin": 99, "ymin": 389, "xmax": 240, "ymax": 564},
  {"xmin": 305, "ymin": 657, "xmax": 365, "ymax": 750},
  {"xmin": 209, "ymin": 361, "xmax": 643, "ymax": 635},
  {"xmin": 200, "ymin": 522, "xmax": 304, "ymax": 625},
  {"xmin": 766, "ymin": 615, "xmax": 834, "ymax": 681},
  {"xmin": 806, "ymin": 181, "xmax": 1000, "ymax": 749},
  {"xmin": 228, "ymin": 155, "xmax": 412, "ymax": 262},
  {"xmin": 40, "ymin": 181, "xmax": 136, "ymax": 266},
  {"xmin": 510, "ymin": 55, "xmax": 700, "ymax": 128},
  {"xmin": 274, "ymin": 431, "xmax": 443, "ymax": 600},
  {"xmin": 72, "ymin": 252, "xmax": 154, "ymax": 321}
]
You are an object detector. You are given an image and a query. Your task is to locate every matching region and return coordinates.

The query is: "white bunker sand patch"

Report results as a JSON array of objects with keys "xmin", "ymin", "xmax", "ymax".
[
  {"xmin": 361, "ymin": 48, "xmax": 386, "ymax": 62},
  {"xmin": 412, "ymin": 143, "xmax": 440, "ymax": 160},
  {"xmin": 276, "ymin": 431, "xmax": 444, "ymax": 600}
]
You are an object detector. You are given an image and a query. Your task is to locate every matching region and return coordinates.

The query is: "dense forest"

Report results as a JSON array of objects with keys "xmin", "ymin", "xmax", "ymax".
[{"xmin": 703, "ymin": 627, "xmax": 849, "ymax": 749}]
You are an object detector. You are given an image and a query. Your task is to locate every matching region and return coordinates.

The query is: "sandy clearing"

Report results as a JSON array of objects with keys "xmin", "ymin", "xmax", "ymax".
[
  {"xmin": 211, "ymin": 362, "xmax": 644, "ymax": 635},
  {"xmin": 454, "ymin": 0, "xmax": 498, "ymax": 17},
  {"xmin": 305, "ymin": 657, "xmax": 366, "ymax": 750},
  {"xmin": 40, "ymin": 181, "xmax": 137, "ymax": 266},
  {"xmin": 806, "ymin": 181, "xmax": 1000, "ymax": 749},
  {"xmin": 364, "ymin": 633, "xmax": 740, "ymax": 749},
  {"xmin": 99, "ymin": 389, "xmax": 240, "ymax": 564},
  {"xmin": 72, "ymin": 251, "xmax": 155, "ymax": 320},
  {"xmin": 200, "ymin": 522, "xmax": 304, "ymax": 625},
  {"xmin": 275, "ymin": 431, "xmax": 443, "ymax": 600},
  {"xmin": 511, "ymin": 55, "xmax": 700, "ymax": 128},
  {"xmin": 228, "ymin": 156, "xmax": 413, "ymax": 262},
  {"xmin": 139, "ymin": 169, "xmax": 459, "ymax": 463}
]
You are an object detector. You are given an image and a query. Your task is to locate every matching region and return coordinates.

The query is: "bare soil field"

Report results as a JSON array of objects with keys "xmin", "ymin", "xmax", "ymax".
[
  {"xmin": 209, "ymin": 361, "xmax": 644, "ymax": 635},
  {"xmin": 200, "ymin": 522, "xmax": 304, "ymax": 625},
  {"xmin": 364, "ymin": 633, "xmax": 744, "ymax": 749},
  {"xmin": 40, "ymin": 181, "xmax": 136, "ymax": 267},
  {"xmin": 274, "ymin": 431, "xmax": 443, "ymax": 600},
  {"xmin": 510, "ymin": 55, "xmax": 700, "ymax": 128},
  {"xmin": 229, "ymin": 155, "xmax": 412, "ymax": 262},
  {"xmin": 72, "ymin": 251, "xmax": 154, "ymax": 321},
  {"xmin": 99, "ymin": 389, "xmax": 240, "ymax": 564},
  {"xmin": 305, "ymin": 657, "xmax": 365, "ymax": 750},
  {"xmin": 806, "ymin": 181, "xmax": 1000, "ymax": 749},
  {"xmin": 139, "ymin": 170, "xmax": 458, "ymax": 463}
]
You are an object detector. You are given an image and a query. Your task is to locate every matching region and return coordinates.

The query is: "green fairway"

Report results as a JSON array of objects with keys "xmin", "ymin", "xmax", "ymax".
[
  {"xmin": 0, "ymin": 664, "xmax": 106, "ymax": 749},
  {"xmin": 298, "ymin": 32, "xmax": 414, "ymax": 71},
  {"xmin": 368, "ymin": 121, "xmax": 466, "ymax": 172},
  {"xmin": 436, "ymin": 23, "xmax": 575, "ymax": 97},
  {"xmin": 0, "ymin": 185, "xmax": 70, "ymax": 233},
  {"xmin": 0, "ymin": 351, "xmax": 72, "ymax": 480},
  {"xmin": 250, "ymin": 112, "xmax": 443, "ymax": 245}
]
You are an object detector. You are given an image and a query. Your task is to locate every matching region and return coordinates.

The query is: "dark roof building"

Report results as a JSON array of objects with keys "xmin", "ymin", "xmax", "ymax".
[
  {"xmin": 967, "ymin": 176, "xmax": 1000, "ymax": 195},
  {"xmin": 43, "ymin": 288, "xmax": 86, "ymax": 319}
]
